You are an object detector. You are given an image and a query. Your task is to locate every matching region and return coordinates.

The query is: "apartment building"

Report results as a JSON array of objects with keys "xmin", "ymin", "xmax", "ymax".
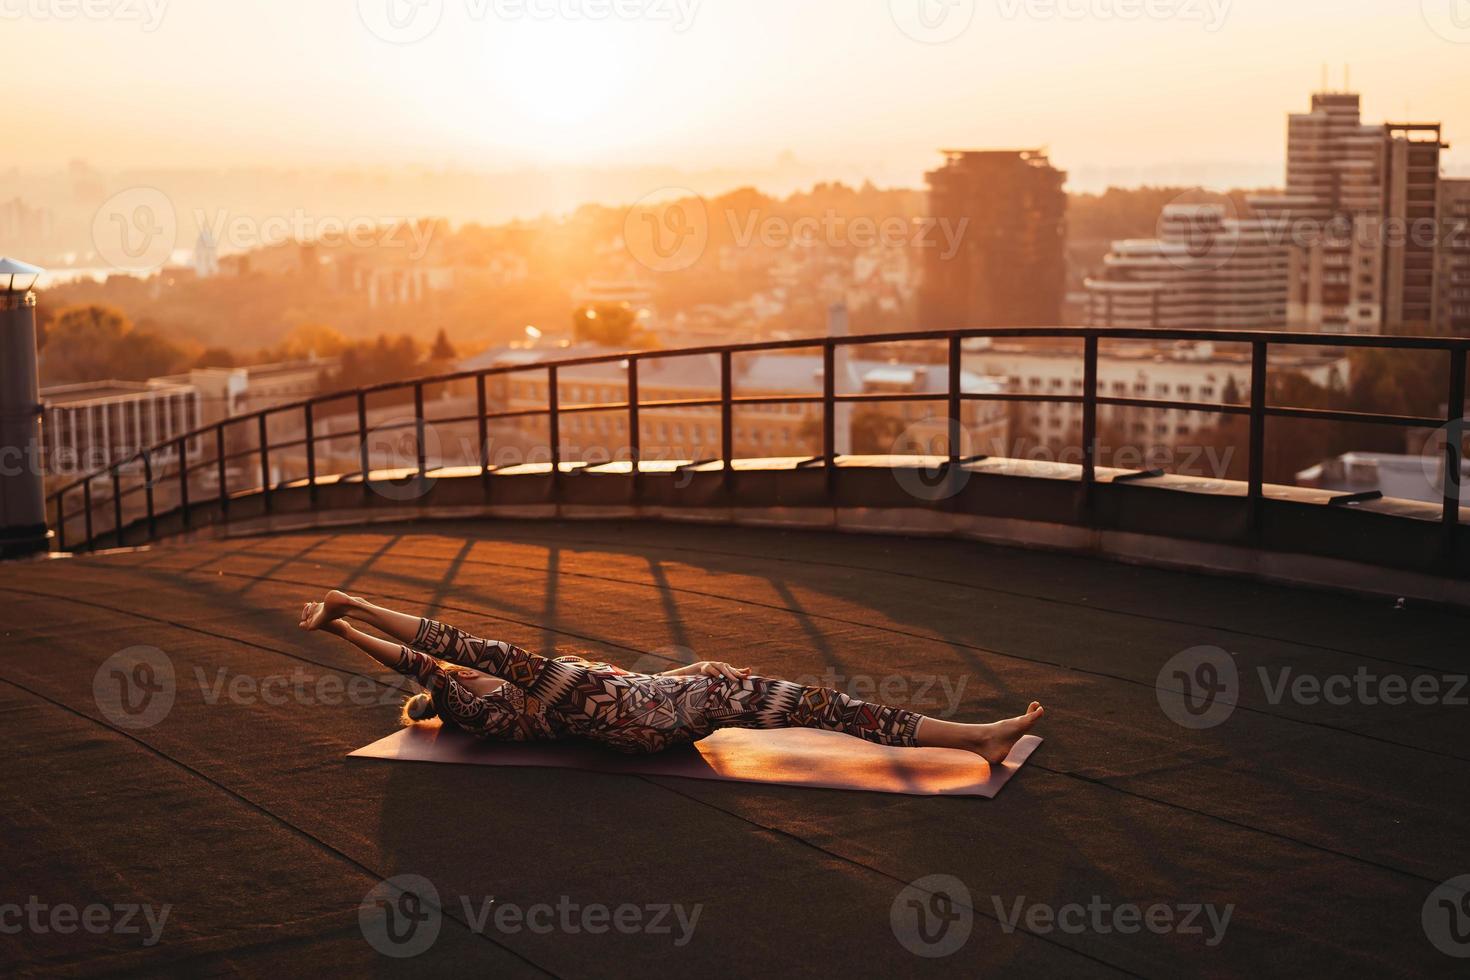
[
  {"xmin": 965, "ymin": 340, "xmax": 1348, "ymax": 454},
  {"xmin": 1437, "ymin": 179, "xmax": 1470, "ymax": 335},
  {"xmin": 41, "ymin": 379, "xmax": 202, "ymax": 475},
  {"xmin": 1085, "ymin": 204, "xmax": 1291, "ymax": 330},
  {"xmin": 1250, "ymin": 91, "xmax": 1462, "ymax": 335}
]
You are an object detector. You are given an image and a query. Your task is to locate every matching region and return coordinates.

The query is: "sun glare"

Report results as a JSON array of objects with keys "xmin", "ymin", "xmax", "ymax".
[{"xmin": 488, "ymin": 27, "xmax": 631, "ymax": 141}]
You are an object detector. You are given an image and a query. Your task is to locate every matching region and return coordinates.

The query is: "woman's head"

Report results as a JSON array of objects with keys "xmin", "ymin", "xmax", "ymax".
[
  {"xmin": 399, "ymin": 662, "xmax": 477, "ymax": 727},
  {"xmin": 400, "ymin": 692, "xmax": 438, "ymax": 725}
]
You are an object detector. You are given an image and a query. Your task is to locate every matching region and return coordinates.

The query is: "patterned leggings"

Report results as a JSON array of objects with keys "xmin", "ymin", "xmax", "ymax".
[
  {"xmin": 687, "ymin": 673, "xmax": 924, "ymax": 749},
  {"xmin": 406, "ymin": 616, "xmax": 924, "ymax": 753}
]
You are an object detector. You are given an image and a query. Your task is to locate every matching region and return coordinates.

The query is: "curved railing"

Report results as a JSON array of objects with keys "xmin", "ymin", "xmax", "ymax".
[{"xmin": 44, "ymin": 327, "xmax": 1470, "ymax": 574}]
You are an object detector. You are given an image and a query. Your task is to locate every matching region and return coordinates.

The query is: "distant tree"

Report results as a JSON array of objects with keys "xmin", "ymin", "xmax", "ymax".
[
  {"xmin": 275, "ymin": 323, "xmax": 348, "ymax": 361},
  {"xmin": 38, "ymin": 304, "xmax": 189, "ymax": 384},
  {"xmin": 39, "ymin": 305, "xmax": 130, "ymax": 382},
  {"xmin": 429, "ymin": 328, "xmax": 457, "ymax": 362},
  {"xmin": 572, "ymin": 304, "xmax": 661, "ymax": 349},
  {"xmin": 330, "ymin": 334, "xmax": 424, "ymax": 391},
  {"xmin": 116, "ymin": 331, "xmax": 191, "ymax": 380},
  {"xmin": 35, "ymin": 301, "xmax": 55, "ymax": 351}
]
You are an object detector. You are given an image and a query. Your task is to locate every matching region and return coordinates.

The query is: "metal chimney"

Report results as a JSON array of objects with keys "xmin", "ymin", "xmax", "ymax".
[{"xmin": 0, "ymin": 258, "xmax": 50, "ymax": 558}]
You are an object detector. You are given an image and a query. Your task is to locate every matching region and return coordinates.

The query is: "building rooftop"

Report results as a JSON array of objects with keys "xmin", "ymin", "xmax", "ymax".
[
  {"xmin": 0, "ymin": 519, "xmax": 1463, "ymax": 974},
  {"xmin": 461, "ymin": 346, "xmax": 1005, "ymax": 395},
  {"xmin": 41, "ymin": 379, "xmax": 193, "ymax": 405},
  {"xmin": 1297, "ymin": 451, "xmax": 1470, "ymax": 505},
  {"xmin": 967, "ymin": 338, "xmax": 1348, "ymax": 368}
]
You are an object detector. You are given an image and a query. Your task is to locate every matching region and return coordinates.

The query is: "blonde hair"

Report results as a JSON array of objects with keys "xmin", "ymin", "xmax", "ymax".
[
  {"xmin": 399, "ymin": 661, "xmax": 478, "ymax": 726},
  {"xmin": 400, "ymin": 692, "xmax": 437, "ymax": 725}
]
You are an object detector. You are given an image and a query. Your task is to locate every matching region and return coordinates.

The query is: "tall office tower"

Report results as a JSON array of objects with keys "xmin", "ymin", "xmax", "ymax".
[
  {"xmin": 1252, "ymin": 91, "xmax": 1388, "ymax": 333},
  {"xmin": 1253, "ymin": 91, "xmax": 1454, "ymax": 335},
  {"xmin": 1437, "ymin": 179, "xmax": 1470, "ymax": 335},
  {"xmin": 1085, "ymin": 205, "xmax": 1290, "ymax": 330},
  {"xmin": 920, "ymin": 150, "xmax": 1067, "ymax": 329},
  {"xmin": 1382, "ymin": 123, "xmax": 1446, "ymax": 332}
]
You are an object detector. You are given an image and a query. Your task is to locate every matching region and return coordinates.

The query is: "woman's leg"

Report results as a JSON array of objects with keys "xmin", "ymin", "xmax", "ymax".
[
  {"xmin": 303, "ymin": 591, "xmax": 421, "ymax": 644},
  {"xmin": 909, "ymin": 702, "xmax": 1045, "ymax": 764},
  {"xmin": 710, "ymin": 676, "xmax": 1044, "ymax": 765},
  {"xmin": 303, "ymin": 590, "xmax": 543, "ymax": 680}
]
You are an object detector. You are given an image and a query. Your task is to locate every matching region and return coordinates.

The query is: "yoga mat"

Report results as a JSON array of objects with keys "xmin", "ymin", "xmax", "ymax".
[{"xmin": 348, "ymin": 724, "xmax": 1042, "ymax": 798}]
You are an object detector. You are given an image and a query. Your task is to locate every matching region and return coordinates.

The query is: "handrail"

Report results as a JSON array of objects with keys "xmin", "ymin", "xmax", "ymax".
[{"xmin": 41, "ymin": 327, "xmax": 1470, "ymax": 566}]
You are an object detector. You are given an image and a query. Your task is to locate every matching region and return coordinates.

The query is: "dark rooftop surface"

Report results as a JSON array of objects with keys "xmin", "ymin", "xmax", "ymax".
[{"xmin": 1, "ymin": 519, "xmax": 1467, "ymax": 977}]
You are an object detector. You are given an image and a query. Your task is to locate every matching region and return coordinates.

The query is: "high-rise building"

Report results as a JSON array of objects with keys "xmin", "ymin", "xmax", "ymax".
[
  {"xmin": 1252, "ymin": 91, "xmax": 1457, "ymax": 335},
  {"xmin": 1085, "ymin": 205, "xmax": 1290, "ymax": 330},
  {"xmin": 1382, "ymin": 123, "xmax": 1446, "ymax": 331},
  {"xmin": 1438, "ymin": 179, "xmax": 1470, "ymax": 335},
  {"xmin": 1251, "ymin": 91, "xmax": 1388, "ymax": 333},
  {"xmin": 921, "ymin": 150, "xmax": 1067, "ymax": 329}
]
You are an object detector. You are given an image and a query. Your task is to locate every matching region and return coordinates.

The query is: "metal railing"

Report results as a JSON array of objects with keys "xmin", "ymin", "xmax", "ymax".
[{"xmin": 44, "ymin": 327, "xmax": 1470, "ymax": 565}]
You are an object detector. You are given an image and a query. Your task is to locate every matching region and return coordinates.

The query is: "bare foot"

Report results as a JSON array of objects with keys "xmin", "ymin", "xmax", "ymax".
[
  {"xmin": 298, "ymin": 590, "xmax": 358, "ymax": 632},
  {"xmin": 970, "ymin": 702, "xmax": 1045, "ymax": 765}
]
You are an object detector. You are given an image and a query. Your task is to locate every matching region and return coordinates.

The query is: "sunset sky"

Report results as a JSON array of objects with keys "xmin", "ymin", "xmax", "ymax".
[{"xmin": 11, "ymin": 0, "xmax": 1470, "ymax": 190}]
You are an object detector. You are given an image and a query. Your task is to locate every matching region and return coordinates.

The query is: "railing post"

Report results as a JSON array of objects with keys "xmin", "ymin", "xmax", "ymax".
[
  {"xmin": 1443, "ymin": 350, "xmax": 1466, "ymax": 572},
  {"xmin": 547, "ymin": 365, "xmax": 560, "ymax": 486},
  {"xmin": 822, "ymin": 341, "xmax": 836, "ymax": 468},
  {"xmin": 627, "ymin": 358, "xmax": 641, "ymax": 494},
  {"xmin": 948, "ymin": 335, "xmax": 962, "ymax": 468},
  {"xmin": 1081, "ymin": 335, "xmax": 1099, "ymax": 517},
  {"xmin": 413, "ymin": 382, "xmax": 427, "ymax": 481},
  {"xmin": 357, "ymin": 391, "xmax": 370, "ymax": 497},
  {"xmin": 720, "ymin": 350, "xmax": 733, "ymax": 483},
  {"xmin": 476, "ymin": 374, "xmax": 490, "ymax": 485},
  {"xmin": 83, "ymin": 477, "xmax": 94, "ymax": 549},
  {"xmin": 304, "ymin": 401, "xmax": 317, "ymax": 505},
  {"xmin": 258, "ymin": 413, "xmax": 271, "ymax": 512},
  {"xmin": 111, "ymin": 466, "xmax": 122, "ymax": 548},
  {"xmin": 178, "ymin": 436, "xmax": 190, "ymax": 529},
  {"xmin": 216, "ymin": 423, "xmax": 229, "ymax": 517},
  {"xmin": 1248, "ymin": 341, "xmax": 1268, "ymax": 536},
  {"xmin": 141, "ymin": 450, "xmax": 156, "ymax": 540}
]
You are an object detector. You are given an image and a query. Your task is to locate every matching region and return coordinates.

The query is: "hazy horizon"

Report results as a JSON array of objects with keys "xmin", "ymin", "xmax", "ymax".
[{"xmin": 11, "ymin": 0, "xmax": 1470, "ymax": 194}]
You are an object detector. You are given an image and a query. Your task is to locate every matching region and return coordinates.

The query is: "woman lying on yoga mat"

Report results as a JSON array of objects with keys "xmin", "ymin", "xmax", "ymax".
[{"xmin": 298, "ymin": 591, "xmax": 1043, "ymax": 762}]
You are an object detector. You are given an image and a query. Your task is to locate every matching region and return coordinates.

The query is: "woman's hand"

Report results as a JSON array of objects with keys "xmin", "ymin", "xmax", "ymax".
[{"xmin": 663, "ymin": 661, "xmax": 752, "ymax": 681}]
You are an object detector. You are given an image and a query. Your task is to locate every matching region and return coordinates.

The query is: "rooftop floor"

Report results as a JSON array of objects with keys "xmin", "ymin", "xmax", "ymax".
[{"xmin": 0, "ymin": 519, "xmax": 1467, "ymax": 976}]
